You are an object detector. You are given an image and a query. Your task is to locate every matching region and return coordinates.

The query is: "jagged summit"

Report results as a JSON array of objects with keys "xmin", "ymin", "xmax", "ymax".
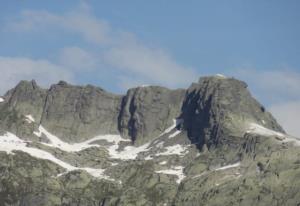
[
  {"xmin": 181, "ymin": 76, "xmax": 284, "ymax": 149},
  {"xmin": 0, "ymin": 76, "xmax": 283, "ymax": 144},
  {"xmin": 1, "ymin": 76, "xmax": 300, "ymax": 205}
]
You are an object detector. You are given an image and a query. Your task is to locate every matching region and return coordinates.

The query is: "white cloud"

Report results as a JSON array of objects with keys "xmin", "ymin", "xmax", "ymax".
[
  {"xmin": 5, "ymin": 3, "xmax": 198, "ymax": 91},
  {"xmin": 232, "ymin": 68, "xmax": 300, "ymax": 137},
  {"xmin": 234, "ymin": 68, "xmax": 300, "ymax": 102},
  {"xmin": 59, "ymin": 47, "xmax": 99, "ymax": 71},
  {"xmin": 0, "ymin": 56, "xmax": 74, "ymax": 95},
  {"xmin": 270, "ymin": 101, "xmax": 300, "ymax": 138},
  {"xmin": 104, "ymin": 41, "xmax": 198, "ymax": 89},
  {"xmin": 7, "ymin": 2, "xmax": 111, "ymax": 45}
]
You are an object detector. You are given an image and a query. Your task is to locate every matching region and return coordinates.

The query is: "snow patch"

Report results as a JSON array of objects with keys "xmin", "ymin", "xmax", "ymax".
[
  {"xmin": 247, "ymin": 123, "xmax": 300, "ymax": 146},
  {"xmin": 215, "ymin": 162, "xmax": 240, "ymax": 171},
  {"xmin": 215, "ymin": 74, "xmax": 226, "ymax": 78},
  {"xmin": 168, "ymin": 130, "xmax": 181, "ymax": 138},
  {"xmin": 155, "ymin": 144, "xmax": 189, "ymax": 156},
  {"xmin": 25, "ymin": 115, "xmax": 35, "ymax": 123},
  {"xmin": 155, "ymin": 141, "xmax": 164, "ymax": 148},
  {"xmin": 159, "ymin": 161, "xmax": 167, "ymax": 165},
  {"xmin": 35, "ymin": 125, "xmax": 130, "ymax": 152},
  {"xmin": 159, "ymin": 119, "xmax": 183, "ymax": 137},
  {"xmin": 155, "ymin": 166, "xmax": 185, "ymax": 184},
  {"xmin": 144, "ymin": 156, "xmax": 153, "ymax": 160},
  {"xmin": 108, "ymin": 143, "xmax": 151, "ymax": 160},
  {"xmin": 0, "ymin": 132, "xmax": 113, "ymax": 180},
  {"xmin": 140, "ymin": 85, "xmax": 150, "ymax": 87},
  {"xmin": 0, "ymin": 97, "xmax": 4, "ymax": 103},
  {"xmin": 35, "ymin": 125, "xmax": 153, "ymax": 160},
  {"xmin": 246, "ymin": 123, "xmax": 285, "ymax": 138}
]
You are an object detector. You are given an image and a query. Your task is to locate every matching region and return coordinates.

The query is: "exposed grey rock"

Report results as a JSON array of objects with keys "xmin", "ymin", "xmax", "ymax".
[
  {"xmin": 40, "ymin": 82, "xmax": 122, "ymax": 142},
  {"xmin": 118, "ymin": 86, "xmax": 185, "ymax": 145},
  {"xmin": 181, "ymin": 76, "xmax": 284, "ymax": 150},
  {"xmin": 0, "ymin": 76, "xmax": 299, "ymax": 206},
  {"xmin": 0, "ymin": 80, "xmax": 47, "ymax": 140}
]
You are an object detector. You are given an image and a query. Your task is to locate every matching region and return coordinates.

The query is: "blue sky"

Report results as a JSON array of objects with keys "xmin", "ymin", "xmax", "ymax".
[{"xmin": 0, "ymin": 0, "xmax": 300, "ymax": 136}]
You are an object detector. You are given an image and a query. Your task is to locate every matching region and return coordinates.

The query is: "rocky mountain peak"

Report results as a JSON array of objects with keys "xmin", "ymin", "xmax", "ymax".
[
  {"xmin": 0, "ymin": 76, "xmax": 299, "ymax": 206},
  {"xmin": 181, "ymin": 76, "xmax": 284, "ymax": 150}
]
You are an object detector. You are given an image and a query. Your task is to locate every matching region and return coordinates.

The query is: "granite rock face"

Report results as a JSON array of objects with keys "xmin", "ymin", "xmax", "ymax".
[
  {"xmin": 118, "ymin": 86, "xmax": 185, "ymax": 145},
  {"xmin": 0, "ymin": 76, "xmax": 299, "ymax": 206},
  {"xmin": 40, "ymin": 81, "xmax": 123, "ymax": 142},
  {"xmin": 181, "ymin": 76, "xmax": 284, "ymax": 150}
]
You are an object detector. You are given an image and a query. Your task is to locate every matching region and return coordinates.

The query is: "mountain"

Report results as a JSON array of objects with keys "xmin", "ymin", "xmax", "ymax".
[{"xmin": 0, "ymin": 75, "xmax": 299, "ymax": 206}]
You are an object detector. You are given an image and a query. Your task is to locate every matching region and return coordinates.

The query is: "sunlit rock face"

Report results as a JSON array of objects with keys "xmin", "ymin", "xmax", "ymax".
[{"xmin": 0, "ymin": 76, "xmax": 299, "ymax": 206}]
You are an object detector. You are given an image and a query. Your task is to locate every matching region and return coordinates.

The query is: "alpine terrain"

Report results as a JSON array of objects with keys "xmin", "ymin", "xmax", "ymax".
[{"xmin": 0, "ymin": 75, "xmax": 299, "ymax": 206}]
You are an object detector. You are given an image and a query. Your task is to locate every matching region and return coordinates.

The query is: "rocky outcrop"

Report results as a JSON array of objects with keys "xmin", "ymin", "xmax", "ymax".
[
  {"xmin": 40, "ymin": 81, "xmax": 122, "ymax": 142},
  {"xmin": 118, "ymin": 86, "xmax": 185, "ymax": 145},
  {"xmin": 180, "ymin": 76, "xmax": 284, "ymax": 150},
  {"xmin": 1, "ymin": 82, "xmax": 187, "ymax": 144},
  {"xmin": 0, "ymin": 76, "xmax": 298, "ymax": 206},
  {"xmin": 0, "ymin": 80, "xmax": 47, "ymax": 139}
]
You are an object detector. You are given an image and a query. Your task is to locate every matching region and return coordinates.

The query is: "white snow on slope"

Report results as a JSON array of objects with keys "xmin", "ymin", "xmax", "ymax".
[
  {"xmin": 34, "ymin": 118, "xmax": 186, "ymax": 160},
  {"xmin": 108, "ymin": 143, "xmax": 151, "ymax": 160},
  {"xmin": 0, "ymin": 132, "xmax": 113, "ymax": 180},
  {"xmin": 155, "ymin": 144, "xmax": 189, "ymax": 156},
  {"xmin": 25, "ymin": 115, "xmax": 35, "ymax": 123},
  {"xmin": 246, "ymin": 123, "xmax": 285, "ymax": 138},
  {"xmin": 215, "ymin": 162, "xmax": 240, "ymax": 171},
  {"xmin": 155, "ymin": 166, "xmax": 185, "ymax": 184},
  {"xmin": 140, "ymin": 85, "xmax": 150, "ymax": 87},
  {"xmin": 34, "ymin": 125, "xmax": 152, "ymax": 160},
  {"xmin": 215, "ymin": 74, "xmax": 226, "ymax": 78},
  {"xmin": 246, "ymin": 123, "xmax": 300, "ymax": 146},
  {"xmin": 168, "ymin": 130, "xmax": 181, "ymax": 138},
  {"xmin": 159, "ymin": 161, "xmax": 167, "ymax": 165},
  {"xmin": 0, "ymin": 97, "xmax": 4, "ymax": 103},
  {"xmin": 159, "ymin": 119, "xmax": 183, "ymax": 137},
  {"xmin": 34, "ymin": 125, "xmax": 130, "ymax": 152}
]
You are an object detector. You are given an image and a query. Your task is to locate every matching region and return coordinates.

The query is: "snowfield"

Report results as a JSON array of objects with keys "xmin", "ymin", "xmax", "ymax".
[
  {"xmin": 155, "ymin": 144, "xmax": 189, "ymax": 156},
  {"xmin": 0, "ymin": 97, "xmax": 4, "ymax": 103},
  {"xmin": 168, "ymin": 130, "xmax": 181, "ymax": 138},
  {"xmin": 25, "ymin": 115, "xmax": 35, "ymax": 123},
  {"xmin": 159, "ymin": 119, "xmax": 183, "ymax": 137},
  {"xmin": 33, "ymin": 118, "xmax": 187, "ymax": 160},
  {"xmin": 0, "ymin": 132, "xmax": 113, "ymax": 180},
  {"xmin": 34, "ymin": 125, "xmax": 131, "ymax": 152},
  {"xmin": 246, "ymin": 123, "xmax": 285, "ymax": 138},
  {"xmin": 155, "ymin": 166, "xmax": 186, "ymax": 184},
  {"xmin": 215, "ymin": 162, "xmax": 241, "ymax": 171},
  {"xmin": 0, "ymin": 117, "xmax": 190, "ymax": 180},
  {"xmin": 246, "ymin": 122, "xmax": 300, "ymax": 146}
]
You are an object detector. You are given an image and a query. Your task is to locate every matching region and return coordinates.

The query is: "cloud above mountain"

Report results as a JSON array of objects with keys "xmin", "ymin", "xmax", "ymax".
[
  {"xmin": 0, "ymin": 57, "xmax": 74, "ymax": 94},
  {"xmin": 234, "ymin": 68, "xmax": 300, "ymax": 137},
  {"xmin": 3, "ymin": 2, "xmax": 197, "ymax": 92}
]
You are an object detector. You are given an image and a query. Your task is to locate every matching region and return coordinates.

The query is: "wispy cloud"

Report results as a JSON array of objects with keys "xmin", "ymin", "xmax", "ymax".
[
  {"xmin": 0, "ymin": 57, "xmax": 74, "ymax": 95},
  {"xmin": 234, "ymin": 68, "xmax": 300, "ymax": 103},
  {"xmin": 270, "ymin": 101, "xmax": 300, "ymax": 138},
  {"xmin": 104, "ymin": 39, "xmax": 198, "ymax": 88},
  {"xmin": 233, "ymin": 68, "xmax": 300, "ymax": 137},
  {"xmin": 5, "ymin": 2, "xmax": 198, "ymax": 91},
  {"xmin": 58, "ymin": 47, "xmax": 99, "ymax": 71},
  {"xmin": 7, "ymin": 2, "xmax": 111, "ymax": 45}
]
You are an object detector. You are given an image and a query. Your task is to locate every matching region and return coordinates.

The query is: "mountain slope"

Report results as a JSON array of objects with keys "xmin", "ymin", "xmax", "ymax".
[{"xmin": 0, "ymin": 75, "xmax": 299, "ymax": 206}]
